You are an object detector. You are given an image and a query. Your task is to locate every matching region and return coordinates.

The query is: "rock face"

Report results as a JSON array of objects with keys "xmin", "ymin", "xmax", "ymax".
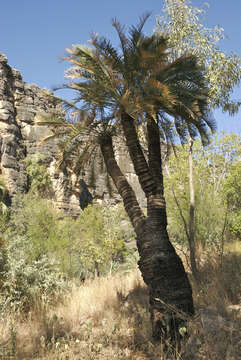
[{"xmin": 0, "ymin": 54, "xmax": 145, "ymax": 215}]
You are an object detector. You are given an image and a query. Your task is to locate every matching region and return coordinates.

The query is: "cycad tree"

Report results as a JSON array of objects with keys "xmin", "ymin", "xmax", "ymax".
[{"xmin": 47, "ymin": 15, "xmax": 215, "ymax": 339}]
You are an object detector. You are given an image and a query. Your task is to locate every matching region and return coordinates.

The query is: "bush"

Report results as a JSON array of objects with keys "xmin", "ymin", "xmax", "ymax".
[
  {"xmin": 164, "ymin": 134, "xmax": 241, "ymax": 253},
  {"xmin": 0, "ymin": 194, "xmax": 136, "ymax": 314},
  {"xmin": 6, "ymin": 194, "xmax": 134, "ymax": 276},
  {"xmin": 223, "ymin": 161, "xmax": 241, "ymax": 238},
  {"xmin": 0, "ymin": 232, "xmax": 66, "ymax": 315},
  {"xmin": 73, "ymin": 204, "xmax": 133, "ymax": 277},
  {"xmin": 24, "ymin": 154, "xmax": 53, "ymax": 198},
  {"xmin": 0, "ymin": 197, "xmax": 66, "ymax": 314}
]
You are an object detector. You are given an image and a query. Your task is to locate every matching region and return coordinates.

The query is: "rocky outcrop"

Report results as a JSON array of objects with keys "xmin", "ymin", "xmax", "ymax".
[{"xmin": 0, "ymin": 54, "xmax": 145, "ymax": 215}]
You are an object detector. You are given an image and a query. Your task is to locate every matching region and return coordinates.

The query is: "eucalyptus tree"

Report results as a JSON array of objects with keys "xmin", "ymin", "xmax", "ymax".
[
  {"xmin": 155, "ymin": 0, "xmax": 241, "ymax": 279},
  {"xmin": 155, "ymin": 0, "xmax": 241, "ymax": 114},
  {"xmin": 164, "ymin": 133, "xmax": 241, "ymax": 250},
  {"xmin": 42, "ymin": 14, "xmax": 214, "ymax": 339}
]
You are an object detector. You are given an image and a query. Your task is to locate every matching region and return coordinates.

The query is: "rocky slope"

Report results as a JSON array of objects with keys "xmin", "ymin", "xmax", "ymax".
[{"xmin": 0, "ymin": 54, "xmax": 144, "ymax": 215}]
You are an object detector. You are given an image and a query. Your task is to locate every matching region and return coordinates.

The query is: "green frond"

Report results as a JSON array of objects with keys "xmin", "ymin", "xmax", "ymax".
[
  {"xmin": 35, "ymin": 113, "xmax": 67, "ymax": 127},
  {"xmin": 128, "ymin": 12, "xmax": 151, "ymax": 48},
  {"xmin": 55, "ymin": 15, "xmax": 214, "ymax": 151},
  {"xmin": 112, "ymin": 18, "xmax": 129, "ymax": 59},
  {"xmin": 90, "ymin": 34, "xmax": 123, "ymax": 70}
]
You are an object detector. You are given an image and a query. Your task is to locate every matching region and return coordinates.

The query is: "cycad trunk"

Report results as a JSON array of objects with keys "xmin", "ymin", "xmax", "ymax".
[
  {"xmin": 137, "ymin": 222, "xmax": 194, "ymax": 339},
  {"xmin": 99, "ymin": 116, "xmax": 194, "ymax": 340}
]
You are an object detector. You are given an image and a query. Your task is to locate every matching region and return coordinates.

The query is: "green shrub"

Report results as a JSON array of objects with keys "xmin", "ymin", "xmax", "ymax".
[
  {"xmin": 223, "ymin": 162, "xmax": 241, "ymax": 238},
  {"xmin": 0, "ymin": 197, "xmax": 66, "ymax": 314},
  {"xmin": 164, "ymin": 134, "xmax": 241, "ymax": 251},
  {"xmin": 0, "ymin": 194, "xmax": 136, "ymax": 314},
  {"xmin": 10, "ymin": 194, "xmax": 61, "ymax": 261},
  {"xmin": 0, "ymin": 231, "xmax": 66, "ymax": 315},
  {"xmin": 9, "ymin": 195, "xmax": 135, "ymax": 278},
  {"xmin": 24, "ymin": 154, "xmax": 53, "ymax": 197},
  {"xmin": 74, "ymin": 204, "xmax": 132, "ymax": 277},
  {"xmin": 0, "ymin": 250, "xmax": 65, "ymax": 314}
]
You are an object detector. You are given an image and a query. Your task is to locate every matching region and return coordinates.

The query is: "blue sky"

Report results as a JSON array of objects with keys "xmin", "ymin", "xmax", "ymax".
[{"xmin": 0, "ymin": 0, "xmax": 240, "ymax": 134}]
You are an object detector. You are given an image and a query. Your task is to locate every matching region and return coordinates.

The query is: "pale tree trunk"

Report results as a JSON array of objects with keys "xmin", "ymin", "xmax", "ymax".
[
  {"xmin": 188, "ymin": 138, "xmax": 199, "ymax": 281},
  {"xmin": 164, "ymin": 139, "xmax": 199, "ymax": 282}
]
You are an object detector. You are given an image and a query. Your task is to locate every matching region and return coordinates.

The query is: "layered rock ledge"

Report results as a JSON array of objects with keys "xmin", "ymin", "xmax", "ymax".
[{"xmin": 0, "ymin": 54, "xmax": 144, "ymax": 214}]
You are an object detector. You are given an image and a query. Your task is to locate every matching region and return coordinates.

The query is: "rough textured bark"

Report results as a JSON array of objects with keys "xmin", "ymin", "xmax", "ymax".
[
  {"xmin": 120, "ymin": 113, "xmax": 194, "ymax": 339},
  {"xmin": 138, "ymin": 227, "xmax": 194, "ymax": 340},
  {"xmin": 99, "ymin": 133, "xmax": 145, "ymax": 235},
  {"xmin": 146, "ymin": 117, "xmax": 167, "ymax": 229},
  {"xmin": 145, "ymin": 118, "xmax": 194, "ymax": 339},
  {"xmin": 100, "ymin": 119, "xmax": 194, "ymax": 340},
  {"xmin": 120, "ymin": 112, "xmax": 156, "ymax": 196}
]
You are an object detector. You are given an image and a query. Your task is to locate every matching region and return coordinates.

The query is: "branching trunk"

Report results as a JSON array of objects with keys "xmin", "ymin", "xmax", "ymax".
[
  {"xmin": 99, "ymin": 133, "xmax": 145, "ymax": 235},
  {"xmin": 145, "ymin": 119, "xmax": 194, "ymax": 339},
  {"xmin": 119, "ymin": 114, "xmax": 194, "ymax": 339}
]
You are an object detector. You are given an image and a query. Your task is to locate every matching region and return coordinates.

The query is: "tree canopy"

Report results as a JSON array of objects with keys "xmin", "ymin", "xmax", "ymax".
[{"xmin": 155, "ymin": 0, "xmax": 241, "ymax": 114}]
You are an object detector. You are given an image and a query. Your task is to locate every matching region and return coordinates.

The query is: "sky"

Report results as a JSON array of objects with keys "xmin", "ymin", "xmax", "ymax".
[{"xmin": 0, "ymin": 0, "xmax": 240, "ymax": 134}]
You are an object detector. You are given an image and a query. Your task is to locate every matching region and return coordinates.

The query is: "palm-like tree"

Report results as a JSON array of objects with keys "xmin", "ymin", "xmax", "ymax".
[{"xmin": 49, "ymin": 14, "xmax": 215, "ymax": 339}]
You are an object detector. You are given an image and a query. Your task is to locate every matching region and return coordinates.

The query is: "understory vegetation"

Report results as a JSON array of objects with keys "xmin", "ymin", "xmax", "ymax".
[
  {"xmin": 0, "ymin": 196, "xmax": 136, "ymax": 314},
  {"xmin": 165, "ymin": 133, "xmax": 241, "ymax": 257},
  {"xmin": 0, "ymin": 133, "xmax": 240, "ymax": 359},
  {"xmin": 0, "ymin": 263, "xmax": 240, "ymax": 360}
]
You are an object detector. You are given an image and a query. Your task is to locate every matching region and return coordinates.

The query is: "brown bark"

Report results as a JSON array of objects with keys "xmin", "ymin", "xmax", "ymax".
[
  {"xmin": 145, "ymin": 119, "xmax": 194, "ymax": 339},
  {"xmin": 121, "ymin": 114, "xmax": 194, "ymax": 337},
  {"xmin": 138, "ymin": 227, "xmax": 194, "ymax": 340},
  {"xmin": 99, "ymin": 133, "xmax": 145, "ymax": 235},
  {"xmin": 147, "ymin": 117, "xmax": 163, "ymax": 194},
  {"xmin": 120, "ymin": 112, "xmax": 156, "ymax": 196},
  {"xmin": 99, "ymin": 125, "xmax": 194, "ymax": 341},
  {"xmin": 121, "ymin": 113, "xmax": 167, "ymax": 229},
  {"xmin": 146, "ymin": 117, "xmax": 167, "ymax": 229}
]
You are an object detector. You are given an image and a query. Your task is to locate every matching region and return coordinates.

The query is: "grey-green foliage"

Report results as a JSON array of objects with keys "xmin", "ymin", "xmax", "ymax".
[
  {"xmin": 0, "ymin": 229, "xmax": 65, "ymax": 315},
  {"xmin": 0, "ymin": 196, "xmax": 65, "ymax": 314},
  {"xmin": 9, "ymin": 195, "xmax": 78, "ymax": 277},
  {"xmin": 165, "ymin": 133, "xmax": 241, "ymax": 249},
  {"xmin": 155, "ymin": 0, "xmax": 241, "ymax": 114},
  {"xmin": 24, "ymin": 153, "xmax": 53, "ymax": 197},
  {"xmin": 10, "ymin": 194, "xmax": 60, "ymax": 259},
  {"xmin": 6, "ymin": 195, "xmax": 133, "ymax": 278},
  {"xmin": 72, "ymin": 203, "xmax": 135, "ymax": 277},
  {"xmin": 223, "ymin": 161, "xmax": 241, "ymax": 237},
  {"xmin": 0, "ymin": 192, "xmax": 136, "ymax": 314},
  {"xmin": 0, "ymin": 250, "xmax": 65, "ymax": 314}
]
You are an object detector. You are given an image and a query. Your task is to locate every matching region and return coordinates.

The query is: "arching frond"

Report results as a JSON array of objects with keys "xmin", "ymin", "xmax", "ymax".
[
  {"xmin": 112, "ymin": 18, "xmax": 129, "ymax": 61},
  {"xmin": 128, "ymin": 12, "xmax": 151, "ymax": 48},
  {"xmin": 51, "ymin": 13, "xmax": 214, "ymax": 166}
]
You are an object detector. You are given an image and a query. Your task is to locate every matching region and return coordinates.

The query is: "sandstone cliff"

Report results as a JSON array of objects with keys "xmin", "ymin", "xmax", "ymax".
[{"xmin": 0, "ymin": 54, "xmax": 144, "ymax": 214}]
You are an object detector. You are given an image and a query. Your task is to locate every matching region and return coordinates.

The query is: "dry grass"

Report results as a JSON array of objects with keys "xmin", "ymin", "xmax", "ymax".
[{"xmin": 0, "ymin": 251, "xmax": 240, "ymax": 360}]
